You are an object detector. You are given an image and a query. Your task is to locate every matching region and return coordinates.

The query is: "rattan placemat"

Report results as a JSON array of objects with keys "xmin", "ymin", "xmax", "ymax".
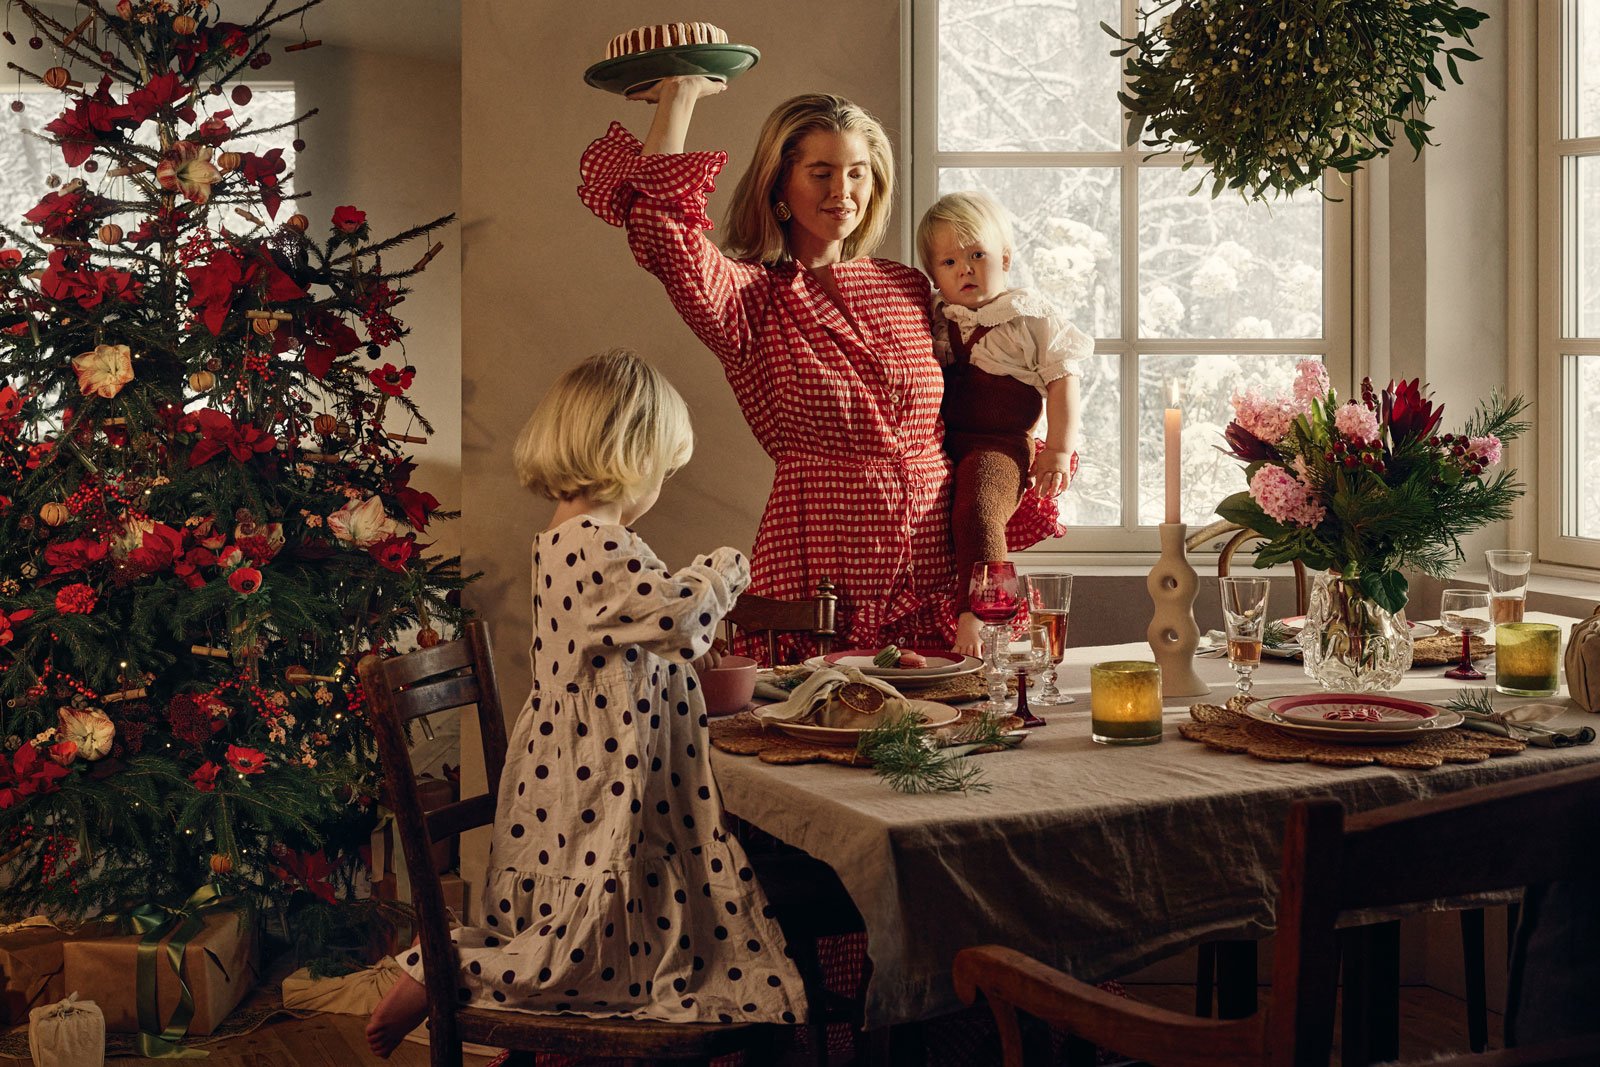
[
  {"xmin": 1177, "ymin": 695, "xmax": 1525, "ymax": 768},
  {"xmin": 710, "ymin": 707, "xmax": 1020, "ymax": 766},
  {"xmin": 1409, "ymin": 632, "xmax": 1491, "ymax": 667}
]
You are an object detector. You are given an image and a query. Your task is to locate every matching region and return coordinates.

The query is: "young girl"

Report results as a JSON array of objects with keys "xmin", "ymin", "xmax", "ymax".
[
  {"xmin": 366, "ymin": 349, "xmax": 805, "ymax": 1056},
  {"xmin": 916, "ymin": 191, "xmax": 1090, "ymax": 656}
]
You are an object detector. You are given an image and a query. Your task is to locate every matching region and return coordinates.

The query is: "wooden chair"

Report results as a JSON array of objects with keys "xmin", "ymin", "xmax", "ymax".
[
  {"xmin": 724, "ymin": 576, "xmax": 839, "ymax": 665},
  {"xmin": 1186, "ymin": 519, "xmax": 1309, "ymax": 616},
  {"xmin": 952, "ymin": 761, "xmax": 1600, "ymax": 1067},
  {"xmin": 359, "ymin": 621, "xmax": 780, "ymax": 1067}
]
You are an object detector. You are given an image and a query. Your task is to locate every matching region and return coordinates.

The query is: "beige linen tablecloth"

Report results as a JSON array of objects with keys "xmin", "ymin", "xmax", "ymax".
[{"xmin": 709, "ymin": 615, "xmax": 1600, "ymax": 1028}]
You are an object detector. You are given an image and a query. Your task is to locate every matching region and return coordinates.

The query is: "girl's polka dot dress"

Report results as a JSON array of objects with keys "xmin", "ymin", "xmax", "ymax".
[{"xmin": 395, "ymin": 516, "xmax": 806, "ymax": 1024}]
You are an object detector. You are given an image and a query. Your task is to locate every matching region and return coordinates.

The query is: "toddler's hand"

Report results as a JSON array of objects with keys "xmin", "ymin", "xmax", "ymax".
[
  {"xmin": 628, "ymin": 75, "xmax": 728, "ymax": 104},
  {"xmin": 690, "ymin": 637, "xmax": 728, "ymax": 674},
  {"xmin": 1030, "ymin": 447, "xmax": 1075, "ymax": 498}
]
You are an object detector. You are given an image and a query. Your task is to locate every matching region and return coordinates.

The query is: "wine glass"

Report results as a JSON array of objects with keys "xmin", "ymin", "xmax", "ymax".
[
  {"xmin": 1000, "ymin": 626, "xmax": 1051, "ymax": 728},
  {"xmin": 1024, "ymin": 572, "xmax": 1074, "ymax": 706},
  {"xmin": 1440, "ymin": 588, "xmax": 1492, "ymax": 680},
  {"xmin": 969, "ymin": 561, "xmax": 1022, "ymax": 715},
  {"xmin": 1219, "ymin": 576, "xmax": 1271, "ymax": 697}
]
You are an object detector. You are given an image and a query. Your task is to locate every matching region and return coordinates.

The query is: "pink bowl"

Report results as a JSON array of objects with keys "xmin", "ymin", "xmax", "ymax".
[{"xmin": 699, "ymin": 655, "xmax": 758, "ymax": 716}]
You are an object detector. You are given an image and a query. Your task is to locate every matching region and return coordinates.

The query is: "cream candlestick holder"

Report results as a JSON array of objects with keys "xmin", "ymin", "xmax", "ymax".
[{"xmin": 1147, "ymin": 522, "xmax": 1211, "ymax": 698}]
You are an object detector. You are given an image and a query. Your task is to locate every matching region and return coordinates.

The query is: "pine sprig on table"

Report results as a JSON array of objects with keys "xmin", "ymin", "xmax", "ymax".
[
  {"xmin": 1263, "ymin": 620, "xmax": 1295, "ymax": 649},
  {"xmin": 1443, "ymin": 688, "xmax": 1498, "ymax": 717},
  {"xmin": 856, "ymin": 711, "xmax": 1019, "ymax": 794}
]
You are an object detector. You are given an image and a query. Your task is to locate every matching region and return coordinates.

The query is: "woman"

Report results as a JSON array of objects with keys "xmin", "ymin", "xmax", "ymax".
[{"xmin": 579, "ymin": 80, "xmax": 956, "ymax": 655}]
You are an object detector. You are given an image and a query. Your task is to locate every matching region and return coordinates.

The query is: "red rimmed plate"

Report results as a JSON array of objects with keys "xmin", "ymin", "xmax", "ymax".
[
  {"xmin": 1248, "ymin": 693, "xmax": 1463, "ymax": 744},
  {"xmin": 814, "ymin": 648, "xmax": 982, "ymax": 681}
]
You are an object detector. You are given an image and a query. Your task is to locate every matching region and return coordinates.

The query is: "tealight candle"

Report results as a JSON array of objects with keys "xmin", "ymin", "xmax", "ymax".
[
  {"xmin": 1090, "ymin": 660, "xmax": 1164, "ymax": 745},
  {"xmin": 1494, "ymin": 622, "xmax": 1561, "ymax": 697}
]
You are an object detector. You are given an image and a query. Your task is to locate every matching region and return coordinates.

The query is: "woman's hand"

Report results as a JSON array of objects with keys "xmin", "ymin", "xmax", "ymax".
[
  {"xmin": 1030, "ymin": 447, "xmax": 1075, "ymax": 498},
  {"xmin": 628, "ymin": 75, "xmax": 727, "ymax": 105}
]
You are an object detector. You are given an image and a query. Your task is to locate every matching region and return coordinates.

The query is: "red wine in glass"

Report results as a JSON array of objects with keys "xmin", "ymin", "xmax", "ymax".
[{"xmin": 969, "ymin": 562, "xmax": 1021, "ymax": 714}]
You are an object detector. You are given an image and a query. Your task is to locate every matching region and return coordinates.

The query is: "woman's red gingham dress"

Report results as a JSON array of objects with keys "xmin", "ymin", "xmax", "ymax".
[{"xmin": 579, "ymin": 122, "xmax": 957, "ymax": 654}]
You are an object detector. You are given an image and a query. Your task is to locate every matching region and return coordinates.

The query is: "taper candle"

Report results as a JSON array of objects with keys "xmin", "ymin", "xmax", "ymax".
[{"xmin": 1163, "ymin": 380, "xmax": 1182, "ymax": 525}]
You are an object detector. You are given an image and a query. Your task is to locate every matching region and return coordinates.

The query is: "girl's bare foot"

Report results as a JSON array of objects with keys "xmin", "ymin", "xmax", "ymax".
[
  {"xmin": 366, "ymin": 973, "xmax": 430, "ymax": 1058},
  {"xmin": 954, "ymin": 612, "xmax": 984, "ymax": 658}
]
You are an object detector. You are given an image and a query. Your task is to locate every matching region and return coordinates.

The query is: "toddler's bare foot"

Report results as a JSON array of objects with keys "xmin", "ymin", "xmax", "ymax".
[
  {"xmin": 954, "ymin": 612, "xmax": 984, "ymax": 658},
  {"xmin": 366, "ymin": 973, "xmax": 430, "ymax": 1058}
]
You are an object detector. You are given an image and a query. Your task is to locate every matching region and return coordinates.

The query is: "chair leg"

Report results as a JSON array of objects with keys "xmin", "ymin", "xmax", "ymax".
[
  {"xmin": 1342, "ymin": 922, "xmax": 1401, "ymax": 1067},
  {"xmin": 1194, "ymin": 942, "xmax": 1216, "ymax": 1017},
  {"xmin": 1462, "ymin": 908, "xmax": 1489, "ymax": 1053}
]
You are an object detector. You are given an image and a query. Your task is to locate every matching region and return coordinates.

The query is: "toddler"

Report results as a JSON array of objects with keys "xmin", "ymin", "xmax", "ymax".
[
  {"xmin": 366, "ymin": 349, "xmax": 804, "ymax": 1056},
  {"xmin": 916, "ymin": 191, "xmax": 1090, "ymax": 656}
]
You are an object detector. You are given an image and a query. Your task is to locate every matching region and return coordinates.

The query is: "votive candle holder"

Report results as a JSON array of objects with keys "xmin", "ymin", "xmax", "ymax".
[
  {"xmin": 1090, "ymin": 661, "xmax": 1164, "ymax": 745},
  {"xmin": 1494, "ymin": 622, "xmax": 1561, "ymax": 697}
]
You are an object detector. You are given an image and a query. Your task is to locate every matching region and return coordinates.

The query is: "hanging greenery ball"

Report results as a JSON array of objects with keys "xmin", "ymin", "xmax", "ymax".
[{"xmin": 1106, "ymin": 0, "xmax": 1488, "ymax": 201}]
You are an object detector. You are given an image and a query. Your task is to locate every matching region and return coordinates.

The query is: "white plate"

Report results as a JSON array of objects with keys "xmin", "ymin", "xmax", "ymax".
[
  {"xmin": 1243, "ymin": 703, "xmax": 1463, "ymax": 744},
  {"xmin": 802, "ymin": 650, "xmax": 983, "ymax": 682},
  {"xmin": 756, "ymin": 699, "xmax": 961, "ymax": 746}
]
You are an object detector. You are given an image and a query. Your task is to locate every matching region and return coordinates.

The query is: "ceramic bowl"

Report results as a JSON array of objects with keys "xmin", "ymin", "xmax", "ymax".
[{"xmin": 699, "ymin": 655, "xmax": 758, "ymax": 716}]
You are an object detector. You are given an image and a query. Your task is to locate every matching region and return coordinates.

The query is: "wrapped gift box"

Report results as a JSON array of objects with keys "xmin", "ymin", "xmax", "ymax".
[
  {"xmin": 61, "ymin": 908, "xmax": 257, "ymax": 1036},
  {"xmin": 0, "ymin": 917, "xmax": 70, "ymax": 1026}
]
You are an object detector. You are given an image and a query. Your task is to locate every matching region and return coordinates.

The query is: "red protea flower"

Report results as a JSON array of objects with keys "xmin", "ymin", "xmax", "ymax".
[
  {"xmin": 1223, "ymin": 422, "xmax": 1280, "ymax": 462},
  {"xmin": 54, "ymin": 583, "xmax": 97, "ymax": 614},
  {"xmin": 225, "ymin": 745, "xmax": 268, "ymax": 775},
  {"xmin": 1381, "ymin": 378, "xmax": 1445, "ymax": 443}
]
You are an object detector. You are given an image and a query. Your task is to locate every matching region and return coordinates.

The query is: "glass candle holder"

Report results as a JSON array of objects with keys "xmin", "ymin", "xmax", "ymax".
[
  {"xmin": 1494, "ymin": 622, "xmax": 1561, "ymax": 697},
  {"xmin": 1089, "ymin": 661, "xmax": 1164, "ymax": 745}
]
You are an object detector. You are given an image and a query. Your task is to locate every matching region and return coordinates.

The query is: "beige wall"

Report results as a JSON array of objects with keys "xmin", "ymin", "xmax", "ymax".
[{"xmin": 461, "ymin": 1, "xmax": 905, "ymax": 715}]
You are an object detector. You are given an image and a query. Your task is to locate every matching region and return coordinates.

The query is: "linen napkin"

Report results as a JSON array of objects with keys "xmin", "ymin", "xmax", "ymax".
[
  {"xmin": 755, "ymin": 667, "xmax": 908, "ymax": 727},
  {"xmin": 1455, "ymin": 701, "xmax": 1596, "ymax": 748}
]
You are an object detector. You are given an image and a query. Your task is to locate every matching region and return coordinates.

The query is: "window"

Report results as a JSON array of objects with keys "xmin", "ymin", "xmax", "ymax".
[
  {"xmin": 1538, "ymin": 0, "xmax": 1600, "ymax": 568},
  {"xmin": 911, "ymin": 0, "xmax": 1352, "ymax": 553}
]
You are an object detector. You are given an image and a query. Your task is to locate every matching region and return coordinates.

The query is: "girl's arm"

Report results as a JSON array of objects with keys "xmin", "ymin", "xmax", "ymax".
[
  {"xmin": 1031, "ymin": 374, "xmax": 1081, "ymax": 497},
  {"xmin": 591, "ymin": 540, "xmax": 751, "ymax": 663}
]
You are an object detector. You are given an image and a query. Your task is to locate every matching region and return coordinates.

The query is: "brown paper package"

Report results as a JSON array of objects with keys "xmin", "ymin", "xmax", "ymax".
[
  {"xmin": 61, "ymin": 909, "xmax": 258, "ymax": 1036},
  {"xmin": 1567, "ymin": 605, "xmax": 1600, "ymax": 713},
  {"xmin": 0, "ymin": 920, "xmax": 69, "ymax": 1026}
]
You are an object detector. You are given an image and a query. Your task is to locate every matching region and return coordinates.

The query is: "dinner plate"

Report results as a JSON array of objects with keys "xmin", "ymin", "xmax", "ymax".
[
  {"xmin": 757, "ymin": 699, "xmax": 961, "ymax": 746},
  {"xmin": 1244, "ymin": 700, "xmax": 1462, "ymax": 744},
  {"xmin": 809, "ymin": 649, "xmax": 983, "ymax": 681},
  {"xmin": 583, "ymin": 43, "xmax": 762, "ymax": 97},
  {"xmin": 1265, "ymin": 693, "xmax": 1441, "ymax": 730}
]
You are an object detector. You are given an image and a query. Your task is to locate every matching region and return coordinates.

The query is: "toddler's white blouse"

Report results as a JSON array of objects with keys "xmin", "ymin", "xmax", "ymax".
[{"xmin": 933, "ymin": 287, "xmax": 1092, "ymax": 393}]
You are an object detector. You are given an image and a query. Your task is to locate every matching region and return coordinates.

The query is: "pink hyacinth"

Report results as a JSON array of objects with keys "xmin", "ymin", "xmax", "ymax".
[
  {"xmin": 1292, "ymin": 359, "xmax": 1331, "ymax": 411},
  {"xmin": 1249, "ymin": 465, "xmax": 1327, "ymax": 528},
  {"xmin": 1334, "ymin": 401, "xmax": 1381, "ymax": 445},
  {"xmin": 1231, "ymin": 386, "xmax": 1298, "ymax": 445},
  {"xmin": 1468, "ymin": 435, "xmax": 1503, "ymax": 466}
]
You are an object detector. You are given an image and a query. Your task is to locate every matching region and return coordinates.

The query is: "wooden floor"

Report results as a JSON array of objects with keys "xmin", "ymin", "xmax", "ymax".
[{"xmin": 0, "ymin": 983, "xmax": 1500, "ymax": 1065}]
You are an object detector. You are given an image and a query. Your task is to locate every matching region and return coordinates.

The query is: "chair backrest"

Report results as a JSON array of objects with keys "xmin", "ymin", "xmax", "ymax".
[
  {"xmin": 724, "ymin": 577, "xmax": 838, "ymax": 665},
  {"xmin": 1266, "ymin": 763, "xmax": 1600, "ymax": 1064},
  {"xmin": 359, "ymin": 619, "xmax": 510, "ymax": 1067},
  {"xmin": 1188, "ymin": 521, "xmax": 1310, "ymax": 617}
]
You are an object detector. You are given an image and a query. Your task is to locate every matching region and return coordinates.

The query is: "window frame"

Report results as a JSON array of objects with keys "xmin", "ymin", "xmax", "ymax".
[
  {"xmin": 905, "ymin": 0, "xmax": 1355, "ymax": 560},
  {"xmin": 1534, "ymin": 0, "xmax": 1600, "ymax": 570}
]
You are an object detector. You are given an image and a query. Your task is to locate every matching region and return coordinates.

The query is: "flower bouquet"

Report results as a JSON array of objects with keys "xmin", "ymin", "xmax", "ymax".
[{"xmin": 1216, "ymin": 361, "xmax": 1527, "ymax": 690}]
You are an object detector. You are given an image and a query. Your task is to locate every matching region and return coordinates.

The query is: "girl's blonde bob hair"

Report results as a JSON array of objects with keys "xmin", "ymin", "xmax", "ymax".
[
  {"xmin": 513, "ymin": 349, "xmax": 693, "ymax": 505},
  {"xmin": 723, "ymin": 93, "xmax": 896, "ymax": 266},
  {"xmin": 914, "ymin": 190, "xmax": 1016, "ymax": 277}
]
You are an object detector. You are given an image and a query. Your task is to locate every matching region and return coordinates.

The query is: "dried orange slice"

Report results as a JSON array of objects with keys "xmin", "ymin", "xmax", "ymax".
[{"xmin": 837, "ymin": 682, "xmax": 885, "ymax": 715}]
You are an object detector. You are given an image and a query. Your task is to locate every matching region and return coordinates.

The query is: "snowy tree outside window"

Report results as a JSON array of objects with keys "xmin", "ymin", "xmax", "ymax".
[
  {"xmin": 1563, "ymin": 2, "xmax": 1600, "ymax": 544},
  {"xmin": 923, "ymin": 0, "xmax": 1349, "ymax": 544}
]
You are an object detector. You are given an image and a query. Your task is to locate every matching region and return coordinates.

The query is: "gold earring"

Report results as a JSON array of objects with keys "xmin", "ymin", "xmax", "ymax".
[{"xmin": 773, "ymin": 201, "xmax": 791, "ymax": 222}]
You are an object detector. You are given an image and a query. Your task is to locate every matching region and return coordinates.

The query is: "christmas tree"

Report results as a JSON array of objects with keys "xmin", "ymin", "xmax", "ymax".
[{"xmin": 0, "ymin": 0, "xmax": 465, "ymax": 960}]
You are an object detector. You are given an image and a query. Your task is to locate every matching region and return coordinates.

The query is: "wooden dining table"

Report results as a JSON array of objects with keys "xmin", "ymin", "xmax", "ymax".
[{"xmin": 708, "ymin": 612, "xmax": 1600, "ymax": 1034}]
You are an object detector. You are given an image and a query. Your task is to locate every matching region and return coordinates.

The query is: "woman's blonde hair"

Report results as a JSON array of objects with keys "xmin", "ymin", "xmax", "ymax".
[
  {"xmin": 513, "ymin": 348, "xmax": 693, "ymax": 505},
  {"xmin": 724, "ymin": 93, "xmax": 896, "ymax": 265},
  {"xmin": 914, "ymin": 190, "xmax": 1015, "ymax": 276}
]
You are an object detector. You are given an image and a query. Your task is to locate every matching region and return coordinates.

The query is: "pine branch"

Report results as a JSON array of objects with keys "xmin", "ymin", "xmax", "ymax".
[{"xmin": 329, "ymin": 214, "xmax": 458, "ymax": 265}]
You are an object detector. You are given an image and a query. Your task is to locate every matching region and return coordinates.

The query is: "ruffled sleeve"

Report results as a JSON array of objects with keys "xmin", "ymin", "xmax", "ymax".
[
  {"xmin": 577, "ymin": 121, "xmax": 727, "ymax": 231},
  {"xmin": 590, "ymin": 529, "xmax": 751, "ymax": 663},
  {"xmin": 1032, "ymin": 307, "xmax": 1093, "ymax": 385}
]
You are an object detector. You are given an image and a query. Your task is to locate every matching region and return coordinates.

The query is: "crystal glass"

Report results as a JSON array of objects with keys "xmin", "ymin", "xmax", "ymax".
[
  {"xmin": 1439, "ymin": 588, "xmax": 1492, "ymax": 680},
  {"xmin": 1024, "ymin": 572, "xmax": 1074, "ymax": 705},
  {"xmin": 1495, "ymin": 622, "xmax": 1562, "ymax": 697},
  {"xmin": 1219, "ymin": 576, "xmax": 1271, "ymax": 696},
  {"xmin": 969, "ymin": 561, "xmax": 1023, "ymax": 715},
  {"xmin": 1001, "ymin": 627, "xmax": 1051, "ymax": 728},
  {"xmin": 1484, "ymin": 549, "xmax": 1532, "ymax": 623},
  {"xmin": 1299, "ymin": 571, "xmax": 1414, "ymax": 692}
]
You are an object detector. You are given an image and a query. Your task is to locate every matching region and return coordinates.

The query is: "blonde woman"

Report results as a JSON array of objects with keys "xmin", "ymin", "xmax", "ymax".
[
  {"xmin": 579, "ymin": 81, "xmax": 957, "ymax": 657},
  {"xmin": 366, "ymin": 350, "xmax": 804, "ymax": 1056}
]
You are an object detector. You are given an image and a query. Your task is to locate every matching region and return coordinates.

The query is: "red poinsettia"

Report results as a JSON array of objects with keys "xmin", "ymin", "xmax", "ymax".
[
  {"xmin": 23, "ymin": 187, "xmax": 100, "ymax": 238},
  {"xmin": 192, "ymin": 111, "xmax": 232, "ymax": 146},
  {"xmin": 188, "ymin": 408, "xmax": 277, "ymax": 467},
  {"xmin": 274, "ymin": 847, "xmax": 338, "ymax": 904},
  {"xmin": 42, "ymin": 77, "xmax": 127, "ymax": 167},
  {"xmin": 44, "ymin": 538, "xmax": 109, "ymax": 577},
  {"xmin": 225, "ymin": 744, "xmax": 268, "ymax": 775},
  {"xmin": 190, "ymin": 760, "xmax": 221, "ymax": 793},
  {"xmin": 227, "ymin": 567, "xmax": 262, "ymax": 595},
  {"xmin": 0, "ymin": 608, "xmax": 33, "ymax": 647},
  {"xmin": 36, "ymin": 251, "xmax": 140, "ymax": 309},
  {"xmin": 394, "ymin": 485, "xmax": 440, "ymax": 531},
  {"xmin": 123, "ymin": 71, "xmax": 190, "ymax": 125},
  {"xmin": 237, "ymin": 148, "xmax": 286, "ymax": 218},
  {"xmin": 1, "ymin": 743, "xmax": 71, "ymax": 807},
  {"xmin": 54, "ymin": 583, "xmax": 97, "ymax": 614},
  {"xmin": 113, "ymin": 519, "xmax": 185, "ymax": 575},
  {"xmin": 369, "ymin": 534, "xmax": 416, "ymax": 572},
  {"xmin": 184, "ymin": 246, "xmax": 307, "ymax": 335},
  {"xmin": 368, "ymin": 363, "xmax": 413, "ymax": 397},
  {"xmin": 298, "ymin": 311, "xmax": 361, "ymax": 379},
  {"xmin": 173, "ymin": 546, "xmax": 216, "ymax": 590},
  {"xmin": 332, "ymin": 205, "xmax": 367, "ymax": 234}
]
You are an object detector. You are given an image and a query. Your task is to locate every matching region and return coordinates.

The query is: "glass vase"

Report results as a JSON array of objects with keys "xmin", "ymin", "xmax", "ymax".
[{"xmin": 1299, "ymin": 571, "xmax": 1414, "ymax": 692}]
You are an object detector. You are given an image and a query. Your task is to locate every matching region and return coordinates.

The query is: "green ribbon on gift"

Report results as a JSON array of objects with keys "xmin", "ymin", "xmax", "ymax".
[{"xmin": 109, "ymin": 883, "xmax": 235, "ymax": 1059}]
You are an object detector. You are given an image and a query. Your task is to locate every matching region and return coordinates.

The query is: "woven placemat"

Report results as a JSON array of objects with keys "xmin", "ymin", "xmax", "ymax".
[
  {"xmin": 1409, "ymin": 632, "xmax": 1491, "ymax": 667},
  {"xmin": 710, "ymin": 707, "xmax": 1020, "ymax": 766},
  {"xmin": 1177, "ymin": 695, "xmax": 1525, "ymax": 768}
]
